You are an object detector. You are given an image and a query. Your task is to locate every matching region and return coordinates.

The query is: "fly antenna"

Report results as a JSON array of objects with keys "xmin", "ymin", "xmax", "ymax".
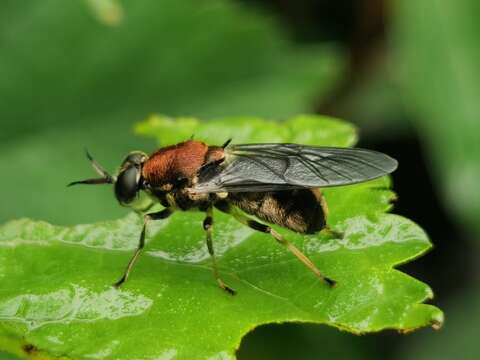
[
  {"xmin": 222, "ymin": 138, "xmax": 232, "ymax": 148},
  {"xmin": 68, "ymin": 178, "xmax": 112, "ymax": 187},
  {"xmin": 84, "ymin": 148, "xmax": 114, "ymax": 183},
  {"xmin": 68, "ymin": 149, "xmax": 114, "ymax": 187},
  {"xmin": 190, "ymin": 133, "xmax": 195, "ymax": 140}
]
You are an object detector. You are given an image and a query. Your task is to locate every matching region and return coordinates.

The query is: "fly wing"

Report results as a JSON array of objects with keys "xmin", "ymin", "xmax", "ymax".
[{"xmin": 190, "ymin": 143, "xmax": 398, "ymax": 193}]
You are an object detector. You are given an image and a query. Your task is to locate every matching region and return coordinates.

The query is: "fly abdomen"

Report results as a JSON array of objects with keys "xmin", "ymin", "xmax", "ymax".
[{"xmin": 228, "ymin": 189, "xmax": 326, "ymax": 234}]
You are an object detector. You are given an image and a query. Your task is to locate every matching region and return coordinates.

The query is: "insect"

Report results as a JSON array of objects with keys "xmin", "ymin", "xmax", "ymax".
[{"xmin": 69, "ymin": 139, "xmax": 397, "ymax": 295}]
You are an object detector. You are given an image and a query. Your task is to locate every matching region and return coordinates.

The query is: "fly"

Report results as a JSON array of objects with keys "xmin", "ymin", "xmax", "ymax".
[{"xmin": 69, "ymin": 139, "xmax": 398, "ymax": 295}]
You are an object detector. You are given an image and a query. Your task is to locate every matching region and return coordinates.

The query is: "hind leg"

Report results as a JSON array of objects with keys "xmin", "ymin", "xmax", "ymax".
[
  {"xmin": 215, "ymin": 201, "xmax": 336, "ymax": 287},
  {"xmin": 314, "ymin": 189, "xmax": 343, "ymax": 239},
  {"xmin": 246, "ymin": 218, "xmax": 336, "ymax": 287}
]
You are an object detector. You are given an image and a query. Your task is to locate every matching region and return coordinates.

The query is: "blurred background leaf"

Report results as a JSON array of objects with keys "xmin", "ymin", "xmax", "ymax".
[
  {"xmin": 390, "ymin": 1, "xmax": 480, "ymax": 359},
  {"xmin": 392, "ymin": 0, "xmax": 480, "ymax": 237},
  {"xmin": 86, "ymin": 0, "xmax": 124, "ymax": 26}
]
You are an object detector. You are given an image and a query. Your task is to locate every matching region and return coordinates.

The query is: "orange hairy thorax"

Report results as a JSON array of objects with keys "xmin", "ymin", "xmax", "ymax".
[{"xmin": 142, "ymin": 140, "xmax": 209, "ymax": 186}]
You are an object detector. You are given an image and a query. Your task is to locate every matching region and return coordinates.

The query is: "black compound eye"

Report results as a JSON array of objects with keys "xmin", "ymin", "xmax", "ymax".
[{"xmin": 114, "ymin": 165, "xmax": 140, "ymax": 204}]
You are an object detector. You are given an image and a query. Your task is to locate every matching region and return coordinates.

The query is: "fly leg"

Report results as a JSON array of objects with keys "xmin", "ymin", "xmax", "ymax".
[
  {"xmin": 315, "ymin": 189, "xmax": 343, "ymax": 239},
  {"xmin": 113, "ymin": 208, "xmax": 173, "ymax": 288},
  {"xmin": 216, "ymin": 201, "xmax": 336, "ymax": 287},
  {"xmin": 204, "ymin": 207, "xmax": 236, "ymax": 295},
  {"xmin": 247, "ymin": 219, "xmax": 336, "ymax": 287}
]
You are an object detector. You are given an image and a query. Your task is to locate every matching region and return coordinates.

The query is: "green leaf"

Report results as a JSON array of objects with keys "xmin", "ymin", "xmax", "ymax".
[
  {"xmin": 134, "ymin": 114, "xmax": 357, "ymax": 146},
  {"xmin": 0, "ymin": 115, "xmax": 442, "ymax": 359}
]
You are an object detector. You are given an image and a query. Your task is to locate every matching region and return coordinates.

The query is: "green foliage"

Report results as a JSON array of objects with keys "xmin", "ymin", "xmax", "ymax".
[
  {"xmin": 0, "ymin": 0, "xmax": 341, "ymax": 140},
  {"xmin": 135, "ymin": 114, "xmax": 357, "ymax": 147},
  {"xmin": 0, "ymin": 116, "xmax": 442, "ymax": 360},
  {"xmin": 0, "ymin": 0, "xmax": 341, "ymax": 226},
  {"xmin": 392, "ymin": 1, "xmax": 480, "ymax": 359},
  {"xmin": 392, "ymin": 0, "xmax": 480, "ymax": 235}
]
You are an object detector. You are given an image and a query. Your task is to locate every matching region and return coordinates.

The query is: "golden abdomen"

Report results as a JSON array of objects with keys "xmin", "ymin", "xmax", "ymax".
[{"xmin": 228, "ymin": 189, "xmax": 326, "ymax": 234}]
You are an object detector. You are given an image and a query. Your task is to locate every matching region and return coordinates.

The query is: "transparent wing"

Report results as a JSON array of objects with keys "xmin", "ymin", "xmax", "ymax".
[{"xmin": 191, "ymin": 143, "xmax": 398, "ymax": 193}]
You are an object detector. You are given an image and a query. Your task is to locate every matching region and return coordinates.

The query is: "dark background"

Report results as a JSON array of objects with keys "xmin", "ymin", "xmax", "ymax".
[{"xmin": 1, "ymin": 0, "xmax": 479, "ymax": 359}]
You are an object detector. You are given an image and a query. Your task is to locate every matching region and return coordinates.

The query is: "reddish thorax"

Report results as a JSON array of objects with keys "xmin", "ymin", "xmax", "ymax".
[{"xmin": 142, "ymin": 140, "xmax": 210, "ymax": 186}]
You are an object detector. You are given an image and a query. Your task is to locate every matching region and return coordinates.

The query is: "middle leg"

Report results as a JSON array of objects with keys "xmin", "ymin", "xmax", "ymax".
[{"xmin": 204, "ymin": 206, "xmax": 236, "ymax": 295}]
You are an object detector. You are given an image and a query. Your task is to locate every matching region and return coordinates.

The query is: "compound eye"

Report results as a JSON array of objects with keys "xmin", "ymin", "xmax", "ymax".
[{"xmin": 114, "ymin": 165, "xmax": 139, "ymax": 204}]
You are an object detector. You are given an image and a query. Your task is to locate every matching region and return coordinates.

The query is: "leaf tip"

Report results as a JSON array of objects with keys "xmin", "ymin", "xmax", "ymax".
[{"xmin": 430, "ymin": 311, "xmax": 444, "ymax": 331}]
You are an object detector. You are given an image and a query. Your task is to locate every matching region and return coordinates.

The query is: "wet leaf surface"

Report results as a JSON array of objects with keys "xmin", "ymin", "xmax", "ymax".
[{"xmin": 0, "ymin": 116, "xmax": 443, "ymax": 359}]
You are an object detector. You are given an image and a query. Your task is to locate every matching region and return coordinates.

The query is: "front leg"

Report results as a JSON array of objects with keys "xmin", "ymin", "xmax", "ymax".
[{"xmin": 113, "ymin": 208, "xmax": 173, "ymax": 287}]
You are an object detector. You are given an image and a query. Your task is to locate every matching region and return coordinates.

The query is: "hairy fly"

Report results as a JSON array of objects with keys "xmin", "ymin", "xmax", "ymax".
[{"xmin": 69, "ymin": 139, "xmax": 397, "ymax": 294}]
